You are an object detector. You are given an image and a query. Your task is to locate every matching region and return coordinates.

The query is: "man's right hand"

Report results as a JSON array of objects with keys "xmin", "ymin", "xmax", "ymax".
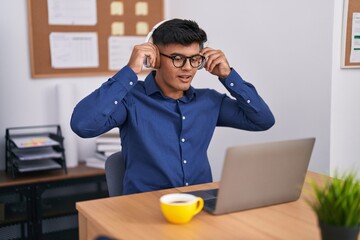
[{"xmin": 127, "ymin": 42, "xmax": 159, "ymax": 74}]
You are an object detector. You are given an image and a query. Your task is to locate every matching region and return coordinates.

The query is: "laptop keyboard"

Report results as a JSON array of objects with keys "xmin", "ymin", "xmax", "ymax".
[
  {"xmin": 204, "ymin": 198, "xmax": 217, "ymax": 211},
  {"xmin": 185, "ymin": 188, "xmax": 219, "ymax": 212},
  {"xmin": 185, "ymin": 188, "xmax": 219, "ymax": 201}
]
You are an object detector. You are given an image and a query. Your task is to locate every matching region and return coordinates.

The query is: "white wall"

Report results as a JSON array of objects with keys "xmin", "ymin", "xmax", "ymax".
[
  {"xmin": 1, "ymin": 0, "xmax": 356, "ymax": 181},
  {"xmin": 331, "ymin": 0, "xmax": 360, "ymax": 176},
  {"xmin": 167, "ymin": 0, "xmax": 334, "ymax": 180}
]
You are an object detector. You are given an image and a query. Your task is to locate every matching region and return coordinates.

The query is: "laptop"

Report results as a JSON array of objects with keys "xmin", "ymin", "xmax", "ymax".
[{"xmin": 186, "ymin": 137, "xmax": 315, "ymax": 215}]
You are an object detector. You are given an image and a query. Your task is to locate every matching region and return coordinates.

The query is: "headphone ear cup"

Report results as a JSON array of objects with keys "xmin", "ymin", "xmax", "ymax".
[
  {"xmin": 154, "ymin": 45, "xmax": 161, "ymax": 69},
  {"xmin": 144, "ymin": 30, "xmax": 160, "ymax": 69},
  {"xmin": 145, "ymin": 19, "xmax": 169, "ymax": 69}
]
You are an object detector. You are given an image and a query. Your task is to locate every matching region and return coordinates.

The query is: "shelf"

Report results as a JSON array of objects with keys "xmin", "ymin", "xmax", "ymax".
[
  {"xmin": 6, "ymin": 125, "xmax": 67, "ymax": 178},
  {"xmin": 0, "ymin": 164, "xmax": 107, "ymax": 239},
  {"xmin": 41, "ymin": 191, "xmax": 108, "ymax": 218},
  {"xmin": 11, "ymin": 147, "xmax": 62, "ymax": 161},
  {"xmin": 42, "ymin": 228, "xmax": 78, "ymax": 240},
  {"xmin": 15, "ymin": 159, "xmax": 62, "ymax": 173},
  {"xmin": 10, "ymin": 136, "xmax": 59, "ymax": 149},
  {"xmin": 0, "ymin": 202, "xmax": 28, "ymax": 226}
]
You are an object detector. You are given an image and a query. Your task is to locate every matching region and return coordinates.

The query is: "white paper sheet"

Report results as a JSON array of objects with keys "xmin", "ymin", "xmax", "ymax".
[
  {"xmin": 108, "ymin": 36, "xmax": 146, "ymax": 71},
  {"xmin": 47, "ymin": 0, "xmax": 97, "ymax": 25},
  {"xmin": 49, "ymin": 32, "xmax": 99, "ymax": 69},
  {"xmin": 350, "ymin": 12, "xmax": 360, "ymax": 63}
]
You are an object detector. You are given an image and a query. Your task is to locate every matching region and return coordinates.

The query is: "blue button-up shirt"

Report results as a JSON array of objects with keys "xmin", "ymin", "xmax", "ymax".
[{"xmin": 71, "ymin": 66, "xmax": 275, "ymax": 194}]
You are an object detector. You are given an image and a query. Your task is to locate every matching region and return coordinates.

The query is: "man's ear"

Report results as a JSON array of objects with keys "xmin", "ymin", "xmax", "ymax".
[{"xmin": 153, "ymin": 45, "xmax": 161, "ymax": 69}]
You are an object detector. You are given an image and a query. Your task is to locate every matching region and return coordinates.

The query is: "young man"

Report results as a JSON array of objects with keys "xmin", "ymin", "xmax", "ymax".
[{"xmin": 71, "ymin": 19, "xmax": 275, "ymax": 194}]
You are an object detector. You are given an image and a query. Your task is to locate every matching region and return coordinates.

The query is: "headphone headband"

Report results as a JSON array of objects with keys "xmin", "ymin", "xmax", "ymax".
[{"xmin": 145, "ymin": 19, "xmax": 169, "ymax": 43}]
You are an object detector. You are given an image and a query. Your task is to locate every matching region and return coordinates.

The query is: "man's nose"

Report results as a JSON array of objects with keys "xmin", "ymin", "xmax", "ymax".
[{"xmin": 182, "ymin": 58, "xmax": 192, "ymax": 70}]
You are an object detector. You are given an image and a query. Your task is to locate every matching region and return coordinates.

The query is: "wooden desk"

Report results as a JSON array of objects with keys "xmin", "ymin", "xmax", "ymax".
[{"xmin": 76, "ymin": 172, "xmax": 329, "ymax": 240}]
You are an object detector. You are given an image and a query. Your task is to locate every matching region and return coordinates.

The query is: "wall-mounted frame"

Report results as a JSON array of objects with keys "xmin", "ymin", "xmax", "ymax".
[
  {"xmin": 341, "ymin": 0, "xmax": 360, "ymax": 68},
  {"xmin": 27, "ymin": 0, "xmax": 163, "ymax": 78}
]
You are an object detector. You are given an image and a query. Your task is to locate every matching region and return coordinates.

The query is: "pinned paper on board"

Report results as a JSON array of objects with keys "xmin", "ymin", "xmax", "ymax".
[
  {"xmin": 111, "ymin": 1, "xmax": 124, "ymax": 16},
  {"xmin": 136, "ymin": 22, "xmax": 149, "ymax": 35},
  {"xmin": 341, "ymin": 0, "xmax": 360, "ymax": 68},
  {"xmin": 350, "ymin": 12, "xmax": 360, "ymax": 63},
  {"xmin": 49, "ymin": 32, "xmax": 99, "ymax": 69},
  {"xmin": 135, "ymin": 2, "xmax": 148, "ymax": 16},
  {"xmin": 112, "ymin": 22, "xmax": 125, "ymax": 35},
  {"xmin": 47, "ymin": 0, "xmax": 97, "ymax": 25},
  {"xmin": 108, "ymin": 36, "xmax": 145, "ymax": 71}
]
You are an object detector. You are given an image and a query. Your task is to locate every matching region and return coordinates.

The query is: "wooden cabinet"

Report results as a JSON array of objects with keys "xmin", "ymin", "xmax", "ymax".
[{"xmin": 0, "ymin": 164, "xmax": 108, "ymax": 240}]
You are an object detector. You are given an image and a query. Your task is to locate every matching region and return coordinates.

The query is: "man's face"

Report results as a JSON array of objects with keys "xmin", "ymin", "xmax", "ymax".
[{"xmin": 155, "ymin": 42, "xmax": 201, "ymax": 99}]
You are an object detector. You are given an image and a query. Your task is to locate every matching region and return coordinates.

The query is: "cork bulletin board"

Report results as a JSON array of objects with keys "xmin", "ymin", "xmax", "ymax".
[
  {"xmin": 27, "ymin": 0, "xmax": 164, "ymax": 78},
  {"xmin": 342, "ymin": 0, "xmax": 360, "ymax": 68}
]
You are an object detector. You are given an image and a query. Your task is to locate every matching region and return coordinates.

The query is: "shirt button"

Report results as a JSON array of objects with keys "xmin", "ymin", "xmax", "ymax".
[
  {"xmin": 182, "ymin": 116, "xmax": 186, "ymax": 120},
  {"xmin": 129, "ymin": 81, "xmax": 133, "ymax": 85},
  {"xmin": 181, "ymin": 138, "xmax": 186, "ymax": 142},
  {"xmin": 114, "ymin": 100, "xmax": 118, "ymax": 105},
  {"xmin": 183, "ymin": 160, "xmax": 187, "ymax": 164},
  {"xmin": 247, "ymin": 100, "xmax": 251, "ymax": 103},
  {"xmin": 230, "ymin": 82, "xmax": 234, "ymax": 87}
]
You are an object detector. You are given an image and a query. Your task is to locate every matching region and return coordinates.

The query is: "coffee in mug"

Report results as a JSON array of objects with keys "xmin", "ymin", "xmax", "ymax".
[{"xmin": 160, "ymin": 193, "xmax": 204, "ymax": 224}]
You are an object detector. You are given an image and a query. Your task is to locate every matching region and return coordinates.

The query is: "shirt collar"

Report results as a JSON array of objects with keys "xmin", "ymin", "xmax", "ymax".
[{"xmin": 144, "ymin": 71, "xmax": 196, "ymax": 102}]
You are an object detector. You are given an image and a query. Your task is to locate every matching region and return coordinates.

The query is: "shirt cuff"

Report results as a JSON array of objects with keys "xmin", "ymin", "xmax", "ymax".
[
  {"xmin": 220, "ymin": 68, "xmax": 260, "ymax": 111},
  {"xmin": 112, "ymin": 66, "xmax": 139, "ymax": 91}
]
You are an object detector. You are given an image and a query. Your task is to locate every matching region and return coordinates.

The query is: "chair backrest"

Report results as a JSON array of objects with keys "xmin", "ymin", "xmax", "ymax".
[{"xmin": 105, "ymin": 151, "xmax": 125, "ymax": 197}]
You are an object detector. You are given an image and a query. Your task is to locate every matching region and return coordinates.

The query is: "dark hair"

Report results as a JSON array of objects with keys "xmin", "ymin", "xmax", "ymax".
[{"xmin": 152, "ymin": 19, "xmax": 207, "ymax": 49}]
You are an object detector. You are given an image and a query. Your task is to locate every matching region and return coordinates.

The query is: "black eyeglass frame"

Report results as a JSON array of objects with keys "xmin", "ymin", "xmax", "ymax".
[{"xmin": 160, "ymin": 53, "xmax": 206, "ymax": 69}]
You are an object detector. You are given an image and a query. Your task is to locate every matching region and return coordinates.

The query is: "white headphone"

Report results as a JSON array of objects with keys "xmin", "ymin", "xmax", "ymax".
[
  {"xmin": 145, "ymin": 19, "xmax": 170, "ymax": 43},
  {"xmin": 143, "ymin": 20, "xmax": 169, "ymax": 68}
]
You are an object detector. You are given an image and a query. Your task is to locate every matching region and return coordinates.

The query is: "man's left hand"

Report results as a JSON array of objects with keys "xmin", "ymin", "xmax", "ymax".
[{"xmin": 201, "ymin": 47, "xmax": 231, "ymax": 79}]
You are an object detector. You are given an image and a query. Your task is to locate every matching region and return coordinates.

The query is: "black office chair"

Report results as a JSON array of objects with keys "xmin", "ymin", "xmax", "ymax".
[{"xmin": 105, "ymin": 151, "xmax": 125, "ymax": 197}]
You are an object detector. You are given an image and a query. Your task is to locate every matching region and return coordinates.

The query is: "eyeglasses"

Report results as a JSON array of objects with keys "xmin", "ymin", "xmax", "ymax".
[{"xmin": 160, "ymin": 53, "xmax": 206, "ymax": 69}]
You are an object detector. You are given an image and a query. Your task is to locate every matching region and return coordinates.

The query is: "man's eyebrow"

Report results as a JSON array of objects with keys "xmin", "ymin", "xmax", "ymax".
[
  {"xmin": 168, "ymin": 52, "xmax": 185, "ymax": 56},
  {"xmin": 169, "ymin": 52, "xmax": 201, "ymax": 56}
]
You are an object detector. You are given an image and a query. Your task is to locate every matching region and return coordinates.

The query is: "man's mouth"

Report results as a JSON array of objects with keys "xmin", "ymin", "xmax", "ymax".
[{"xmin": 178, "ymin": 75, "xmax": 192, "ymax": 82}]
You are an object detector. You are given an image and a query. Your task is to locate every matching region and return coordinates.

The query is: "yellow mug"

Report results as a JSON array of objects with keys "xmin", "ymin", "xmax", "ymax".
[{"xmin": 160, "ymin": 193, "xmax": 204, "ymax": 224}]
